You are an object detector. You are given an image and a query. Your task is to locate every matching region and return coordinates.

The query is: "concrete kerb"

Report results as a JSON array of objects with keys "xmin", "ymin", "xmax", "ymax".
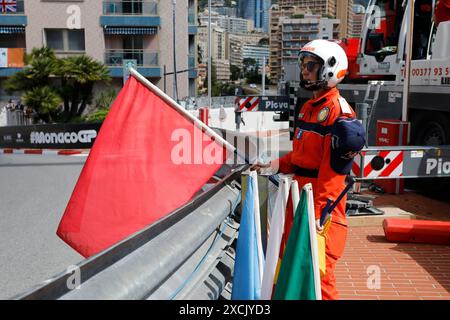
[{"xmin": 347, "ymin": 209, "xmax": 416, "ymax": 227}]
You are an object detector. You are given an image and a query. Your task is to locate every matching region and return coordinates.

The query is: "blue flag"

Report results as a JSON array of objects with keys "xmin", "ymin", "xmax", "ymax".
[{"xmin": 231, "ymin": 174, "xmax": 262, "ymax": 300}]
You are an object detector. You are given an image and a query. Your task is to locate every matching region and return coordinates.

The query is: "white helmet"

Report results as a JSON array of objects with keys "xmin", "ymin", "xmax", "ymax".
[{"xmin": 298, "ymin": 39, "xmax": 348, "ymax": 90}]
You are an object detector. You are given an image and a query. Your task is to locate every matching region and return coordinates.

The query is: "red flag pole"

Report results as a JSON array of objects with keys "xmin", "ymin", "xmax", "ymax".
[{"xmin": 128, "ymin": 67, "xmax": 237, "ymax": 155}]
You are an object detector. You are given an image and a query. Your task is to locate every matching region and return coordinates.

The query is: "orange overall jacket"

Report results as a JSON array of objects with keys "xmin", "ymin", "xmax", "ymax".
[{"xmin": 277, "ymin": 86, "xmax": 355, "ymax": 300}]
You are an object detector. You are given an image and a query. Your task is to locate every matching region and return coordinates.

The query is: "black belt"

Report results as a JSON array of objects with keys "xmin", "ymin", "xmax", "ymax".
[{"xmin": 293, "ymin": 165, "xmax": 319, "ymax": 178}]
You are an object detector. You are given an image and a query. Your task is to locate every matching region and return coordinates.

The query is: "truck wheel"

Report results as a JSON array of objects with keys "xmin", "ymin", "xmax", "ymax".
[
  {"xmin": 410, "ymin": 112, "xmax": 450, "ymax": 199},
  {"xmin": 414, "ymin": 113, "xmax": 450, "ymax": 146}
]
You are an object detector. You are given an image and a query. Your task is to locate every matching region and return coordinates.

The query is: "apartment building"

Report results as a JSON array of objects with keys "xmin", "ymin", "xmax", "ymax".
[
  {"xmin": 199, "ymin": 10, "xmax": 252, "ymax": 34},
  {"xmin": 351, "ymin": 3, "xmax": 366, "ymax": 38},
  {"xmin": 336, "ymin": 0, "xmax": 355, "ymax": 39},
  {"xmin": 270, "ymin": 0, "xmax": 349, "ymax": 82},
  {"xmin": 277, "ymin": 15, "xmax": 339, "ymax": 82},
  {"xmin": 197, "ymin": 24, "xmax": 227, "ymax": 64},
  {"xmin": 0, "ymin": 0, "xmax": 198, "ymax": 102},
  {"xmin": 215, "ymin": 59, "xmax": 231, "ymax": 82},
  {"xmin": 210, "ymin": 5, "xmax": 237, "ymax": 18},
  {"xmin": 242, "ymin": 44, "xmax": 269, "ymax": 69},
  {"xmin": 226, "ymin": 32, "xmax": 267, "ymax": 69},
  {"xmin": 269, "ymin": 4, "xmax": 307, "ymax": 83},
  {"xmin": 277, "ymin": 0, "xmax": 358, "ymax": 38},
  {"xmin": 237, "ymin": 0, "xmax": 271, "ymax": 33},
  {"xmin": 277, "ymin": 0, "xmax": 337, "ymax": 18}
]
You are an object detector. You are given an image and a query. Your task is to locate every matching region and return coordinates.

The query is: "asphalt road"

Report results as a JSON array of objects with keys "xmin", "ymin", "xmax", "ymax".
[{"xmin": 0, "ymin": 154, "xmax": 87, "ymax": 299}]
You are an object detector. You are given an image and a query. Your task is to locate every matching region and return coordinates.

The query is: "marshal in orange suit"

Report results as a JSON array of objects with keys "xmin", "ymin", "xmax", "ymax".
[{"xmin": 253, "ymin": 39, "xmax": 365, "ymax": 300}]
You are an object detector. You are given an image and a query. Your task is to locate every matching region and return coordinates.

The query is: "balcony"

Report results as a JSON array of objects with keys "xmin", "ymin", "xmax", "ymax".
[
  {"xmin": 100, "ymin": 1, "xmax": 160, "ymax": 27},
  {"xmin": 188, "ymin": 10, "xmax": 197, "ymax": 35},
  {"xmin": 0, "ymin": 0, "xmax": 27, "ymax": 26},
  {"xmin": 103, "ymin": 26, "xmax": 157, "ymax": 35},
  {"xmin": 105, "ymin": 49, "xmax": 161, "ymax": 77}
]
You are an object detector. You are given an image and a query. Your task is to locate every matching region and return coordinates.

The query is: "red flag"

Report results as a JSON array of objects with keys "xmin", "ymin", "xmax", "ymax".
[{"xmin": 57, "ymin": 76, "xmax": 225, "ymax": 257}]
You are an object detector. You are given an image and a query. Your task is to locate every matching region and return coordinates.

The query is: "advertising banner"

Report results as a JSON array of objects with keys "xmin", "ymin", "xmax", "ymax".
[{"xmin": 0, "ymin": 123, "xmax": 102, "ymax": 149}]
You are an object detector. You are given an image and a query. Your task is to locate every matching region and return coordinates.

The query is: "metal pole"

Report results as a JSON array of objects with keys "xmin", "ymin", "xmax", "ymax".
[
  {"xmin": 208, "ymin": 0, "xmax": 212, "ymax": 109},
  {"xmin": 262, "ymin": 56, "xmax": 266, "ymax": 96},
  {"xmin": 129, "ymin": 67, "xmax": 235, "ymax": 153},
  {"xmin": 172, "ymin": 0, "xmax": 179, "ymax": 102},
  {"xmin": 164, "ymin": 64, "xmax": 166, "ymax": 93},
  {"xmin": 235, "ymin": 111, "xmax": 241, "ymax": 132},
  {"xmin": 402, "ymin": 0, "xmax": 415, "ymax": 122},
  {"xmin": 356, "ymin": 102, "xmax": 369, "ymax": 145}
]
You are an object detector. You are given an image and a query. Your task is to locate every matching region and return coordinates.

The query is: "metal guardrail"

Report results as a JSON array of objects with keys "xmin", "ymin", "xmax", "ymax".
[
  {"xmin": 9, "ymin": 129, "xmax": 274, "ymax": 300},
  {"xmin": 13, "ymin": 164, "xmax": 246, "ymax": 300},
  {"xmin": 102, "ymin": 1, "xmax": 158, "ymax": 15},
  {"xmin": 105, "ymin": 50, "xmax": 159, "ymax": 67}
]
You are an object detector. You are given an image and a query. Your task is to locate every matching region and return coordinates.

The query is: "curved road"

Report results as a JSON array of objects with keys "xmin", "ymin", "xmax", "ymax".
[{"xmin": 0, "ymin": 154, "xmax": 87, "ymax": 299}]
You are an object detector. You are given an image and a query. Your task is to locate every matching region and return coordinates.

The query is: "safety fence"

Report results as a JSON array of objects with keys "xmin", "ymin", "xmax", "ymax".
[
  {"xmin": 0, "ymin": 108, "xmax": 33, "ymax": 127},
  {"xmin": 14, "ymin": 165, "xmax": 245, "ymax": 300},
  {"xmin": 179, "ymin": 96, "xmax": 239, "ymax": 110}
]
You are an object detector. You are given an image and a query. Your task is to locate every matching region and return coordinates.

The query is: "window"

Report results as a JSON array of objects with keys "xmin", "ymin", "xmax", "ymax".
[
  {"xmin": 122, "ymin": 0, "xmax": 143, "ymax": 14},
  {"xmin": 45, "ymin": 29, "xmax": 85, "ymax": 52}
]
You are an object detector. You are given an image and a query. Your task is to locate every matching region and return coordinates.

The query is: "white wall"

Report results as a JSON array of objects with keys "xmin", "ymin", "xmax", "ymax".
[
  {"xmin": 189, "ymin": 107, "xmax": 289, "ymax": 133},
  {"xmin": 0, "ymin": 108, "xmax": 7, "ymax": 127},
  {"xmin": 26, "ymin": 0, "xmax": 104, "ymax": 62}
]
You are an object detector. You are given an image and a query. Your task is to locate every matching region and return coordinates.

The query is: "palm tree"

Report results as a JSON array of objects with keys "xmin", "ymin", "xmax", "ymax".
[
  {"xmin": 5, "ymin": 47, "xmax": 111, "ymax": 123},
  {"xmin": 5, "ymin": 47, "xmax": 57, "ymax": 93},
  {"xmin": 55, "ymin": 55, "xmax": 111, "ymax": 120},
  {"xmin": 22, "ymin": 86, "xmax": 62, "ymax": 123}
]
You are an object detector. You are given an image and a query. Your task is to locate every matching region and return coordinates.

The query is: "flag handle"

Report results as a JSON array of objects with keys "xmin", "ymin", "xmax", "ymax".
[
  {"xmin": 129, "ymin": 67, "xmax": 238, "ymax": 155},
  {"xmin": 129, "ymin": 68, "xmax": 283, "ymax": 186},
  {"xmin": 130, "ymin": 67, "xmax": 282, "ymax": 184},
  {"xmin": 320, "ymin": 177, "xmax": 355, "ymax": 226}
]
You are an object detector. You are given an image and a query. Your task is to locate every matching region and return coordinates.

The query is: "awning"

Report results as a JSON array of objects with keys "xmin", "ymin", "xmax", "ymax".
[
  {"xmin": 0, "ymin": 26, "xmax": 25, "ymax": 34},
  {"xmin": 103, "ymin": 26, "xmax": 157, "ymax": 35}
]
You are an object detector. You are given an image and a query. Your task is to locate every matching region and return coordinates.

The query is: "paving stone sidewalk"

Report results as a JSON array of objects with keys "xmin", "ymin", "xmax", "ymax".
[{"xmin": 336, "ymin": 226, "xmax": 450, "ymax": 300}]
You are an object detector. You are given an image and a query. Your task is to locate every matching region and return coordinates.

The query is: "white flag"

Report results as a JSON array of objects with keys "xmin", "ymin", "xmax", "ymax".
[
  {"xmin": 260, "ymin": 176, "xmax": 290, "ymax": 300},
  {"xmin": 304, "ymin": 183, "xmax": 322, "ymax": 300},
  {"xmin": 249, "ymin": 170, "xmax": 265, "ymax": 285}
]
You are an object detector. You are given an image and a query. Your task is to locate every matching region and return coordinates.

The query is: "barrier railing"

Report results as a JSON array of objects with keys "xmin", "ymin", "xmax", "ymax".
[
  {"xmin": 102, "ymin": 1, "xmax": 158, "ymax": 15},
  {"xmin": 105, "ymin": 50, "xmax": 159, "ymax": 67},
  {"xmin": 14, "ymin": 165, "xmax": 246, "ymax": 300}
]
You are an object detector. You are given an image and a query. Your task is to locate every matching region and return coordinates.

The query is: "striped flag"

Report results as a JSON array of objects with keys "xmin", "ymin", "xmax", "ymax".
[
  {"xmin": 231, "ymin": 170, "xmax": 264, "ymax": 300},
  {"xmin": 261, "ymin": 177, "xmax": 290, "ymax": 300},
  {"xmin": 273, "ymin": 183, "xmax": 322, "ymax": 300}
]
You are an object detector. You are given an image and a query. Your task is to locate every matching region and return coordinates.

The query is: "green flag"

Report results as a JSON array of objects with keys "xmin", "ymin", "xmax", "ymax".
[{"xmin": 273, "ymin": 187, "xmax": 319, "ymax": 300}]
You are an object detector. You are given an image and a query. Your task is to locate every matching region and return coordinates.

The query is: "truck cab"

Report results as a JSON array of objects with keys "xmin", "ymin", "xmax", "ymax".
[{"xmin": 358, "ymin": 0, "xmax": 446, "ymax": 86}]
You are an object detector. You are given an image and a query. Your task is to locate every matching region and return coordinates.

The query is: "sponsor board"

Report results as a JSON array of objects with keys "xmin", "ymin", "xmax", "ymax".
[{"xmin": 0, "ymin": 123, "xmax": 102, "ymax": 149}]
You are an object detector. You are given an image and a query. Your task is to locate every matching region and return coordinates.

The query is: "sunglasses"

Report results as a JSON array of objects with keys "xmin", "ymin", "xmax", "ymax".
[{"xmin": 300, "ymin": 60, "xmax": 322, "ymax": 72}]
